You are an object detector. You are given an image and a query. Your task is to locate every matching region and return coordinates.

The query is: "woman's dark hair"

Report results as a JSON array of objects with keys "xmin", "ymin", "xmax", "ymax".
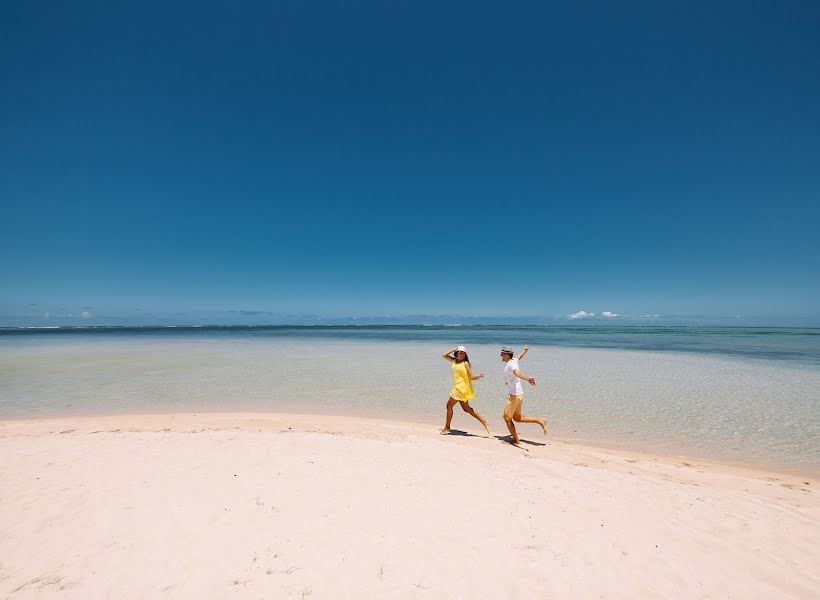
[{"xmin": 452, "ymin": 351, "xmax": 470, "ymax": 364}]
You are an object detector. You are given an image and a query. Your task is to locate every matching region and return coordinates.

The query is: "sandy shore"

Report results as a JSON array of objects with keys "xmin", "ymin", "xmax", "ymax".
[{"xmin": 1, "ymin": 413, "xmax": 818, "ymax": 599}]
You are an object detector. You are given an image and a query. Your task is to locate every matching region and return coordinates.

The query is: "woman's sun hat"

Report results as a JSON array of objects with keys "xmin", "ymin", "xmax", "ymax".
[{"xmin": 456, "ymin": 345, "xmax": 467, "ymax": 352}]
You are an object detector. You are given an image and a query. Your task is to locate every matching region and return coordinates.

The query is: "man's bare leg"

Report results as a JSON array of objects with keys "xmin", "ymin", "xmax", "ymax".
[
  {"xmin": 513, "ymin": 406, "xmax": 548, "ymax": 436},
  {"xmin": 503, "ymin": 417, "xmax": 519, "ymax": 444},
  {"xmin": 460, "ymin": 401, "xmax": 491, "ymax": 435},
  {"xmin": 441, "ymin": 397, "xmax": 458, "ymax": 434}
]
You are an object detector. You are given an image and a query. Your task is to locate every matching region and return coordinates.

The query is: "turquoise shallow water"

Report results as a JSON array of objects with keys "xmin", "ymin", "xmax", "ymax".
[
  {"xmin": 4, "ymin": 325, "xmax": 820, "ymax": 366},
  {"xmin": 1, "ymin": 326, "xmax": 819, "ymax": 473}
]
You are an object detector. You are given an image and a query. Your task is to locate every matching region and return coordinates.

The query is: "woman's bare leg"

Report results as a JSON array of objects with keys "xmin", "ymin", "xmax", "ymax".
[
  {"xmin": 460, "ymin": 401, "xmax": 491, "ymax": 435},
  {"xmin": 441, "ymin": 397, "xmax": 458, "ymax": 434}
]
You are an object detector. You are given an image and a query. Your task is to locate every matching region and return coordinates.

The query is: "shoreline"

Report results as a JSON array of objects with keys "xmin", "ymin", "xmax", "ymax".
[
  {"xmin": 4, "ymin": 336, "xmax": 818, "ymax": 477},
  {"xmin": 2, "ymin": 411, "xmax": 817, "ymax": 598},
  {"xmin": 2, "ymin": 409, "xmax": 817, "ymax": 479}
]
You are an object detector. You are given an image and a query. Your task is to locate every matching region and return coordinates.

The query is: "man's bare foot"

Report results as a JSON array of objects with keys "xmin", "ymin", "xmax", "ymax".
[
  {"xmin": 440, "ymin": 428, "xmax": 450, "ymax": 435},
  {"xmin": 540, "ymin": 419, "xmax": 548, "ymax": 436}
]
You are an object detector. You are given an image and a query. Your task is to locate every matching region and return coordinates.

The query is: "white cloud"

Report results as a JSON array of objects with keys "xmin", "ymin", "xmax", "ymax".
[
  {"xmin": 569, "ymin": 310, "xmax": 594, "ymax": 319},
  {"xmin": 81, "ymin": 311, "xmax": 93, "ymax": 319},
  {"xmin": 602, "ymin": 311, "xmax": 619, "ymax": 318}
]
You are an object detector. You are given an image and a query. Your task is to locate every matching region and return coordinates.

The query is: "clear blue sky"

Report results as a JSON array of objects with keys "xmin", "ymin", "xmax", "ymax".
[{"xmin": 2, "ymin": 1, "xmax": 819, "ymax": 324}]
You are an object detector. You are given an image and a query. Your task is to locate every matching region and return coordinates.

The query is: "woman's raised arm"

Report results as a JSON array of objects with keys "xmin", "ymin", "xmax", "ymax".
[{"xmin": 465, "ymin": 363, "xmax": 484, "ymax": 381}]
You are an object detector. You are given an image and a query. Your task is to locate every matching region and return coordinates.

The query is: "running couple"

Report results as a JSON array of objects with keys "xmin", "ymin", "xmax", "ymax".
[{"xmin": 441, "ymin": 345, "xmax": 547, "ymax": 444}]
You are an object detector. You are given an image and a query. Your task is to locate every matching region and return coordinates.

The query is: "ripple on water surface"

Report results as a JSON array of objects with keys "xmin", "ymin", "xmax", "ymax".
[{"xmin": 1, "ymin": 336, "xmax": 818, "ymax": 472}]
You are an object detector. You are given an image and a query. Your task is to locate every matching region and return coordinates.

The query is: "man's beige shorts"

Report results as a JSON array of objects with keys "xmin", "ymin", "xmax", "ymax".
[{"xmin": 503, "ymin": 394, "xmax": 523, "ymax": 420}]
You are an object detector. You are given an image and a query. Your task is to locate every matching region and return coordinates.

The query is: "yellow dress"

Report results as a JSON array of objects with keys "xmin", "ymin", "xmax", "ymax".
[{"xmin": 450, "ymin": 361, "xmax": 475, "ymax": 402}]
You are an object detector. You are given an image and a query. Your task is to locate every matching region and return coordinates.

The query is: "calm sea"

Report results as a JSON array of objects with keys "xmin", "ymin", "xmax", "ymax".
[{"xmin": 2, "ymin": 326, "xmax": 819, "ymax": 473}]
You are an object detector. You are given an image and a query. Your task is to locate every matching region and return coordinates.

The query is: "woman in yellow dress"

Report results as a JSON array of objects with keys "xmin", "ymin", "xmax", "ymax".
[{"xmin": 440, "ymin": 346, "xmax": 490, "ymax": 436}]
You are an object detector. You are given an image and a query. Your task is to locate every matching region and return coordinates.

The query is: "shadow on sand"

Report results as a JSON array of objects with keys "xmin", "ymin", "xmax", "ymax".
[
  {"xmin": 444, "ymin": 429, "xmax": 485, "ymax": 439},
  {"xmin": 442, "ymin": 430, "xmax": 546, "ymax": 450},
  {"xmin": 495, "ymin": 435, "xmax": 546, "ymax": 449}
]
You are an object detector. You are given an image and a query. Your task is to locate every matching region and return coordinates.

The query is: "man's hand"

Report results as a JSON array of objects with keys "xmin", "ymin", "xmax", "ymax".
[{"xmin": 514, "ymin": 369, "xmax": 536, "ymax": 386}]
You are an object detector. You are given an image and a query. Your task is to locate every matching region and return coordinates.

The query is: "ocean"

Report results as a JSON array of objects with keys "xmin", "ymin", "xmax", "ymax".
[{"xmin": 2, "ymin": 325, "xmax": 819, "ymax": 473}]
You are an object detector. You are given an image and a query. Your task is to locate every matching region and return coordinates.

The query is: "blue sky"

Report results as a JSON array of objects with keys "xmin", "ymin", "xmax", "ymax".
[{"xmin": 2, "ymin": 1, "xmax": 819, "ymax": 325}]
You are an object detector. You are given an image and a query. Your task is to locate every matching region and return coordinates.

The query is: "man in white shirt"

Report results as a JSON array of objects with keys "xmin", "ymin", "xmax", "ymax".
[{"xmin": 500, "ymin": 345, "xmax": 547, "ymax": 445}]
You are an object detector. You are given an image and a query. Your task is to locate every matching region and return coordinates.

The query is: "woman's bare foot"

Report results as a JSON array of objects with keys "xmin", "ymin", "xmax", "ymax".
[
  {"xmin": 539, "ymin": 419, "xmax": 548, "ymax": 436},
  {"xmin": 482, "ymin": 421, "xmax": 491, "ymax": 436},
  {"xmin": 440, "ymin": 428, "xmax": 450, "ymax": 435}
]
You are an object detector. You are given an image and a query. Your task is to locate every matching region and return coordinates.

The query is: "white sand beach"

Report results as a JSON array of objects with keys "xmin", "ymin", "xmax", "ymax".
[{"xmin": 1, "ymin": 413, "xmax": 818, "ymax": 599}]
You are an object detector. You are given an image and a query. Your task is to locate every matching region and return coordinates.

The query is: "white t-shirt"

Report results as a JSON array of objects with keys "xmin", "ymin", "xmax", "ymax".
[{"xmin": 503, "ymin": 358, "xmax": 524, "ymax": 396}]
